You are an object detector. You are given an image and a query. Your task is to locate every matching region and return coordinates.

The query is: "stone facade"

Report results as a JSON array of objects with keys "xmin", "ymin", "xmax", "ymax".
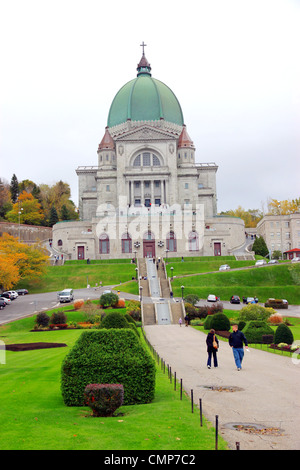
[
  {"xmin": 52, "ymin": 53, "xmax": 245, "ymax": 261},
  {"xmin": 256, "ymin": 213, "xmax": 300, "ymax": 256}
]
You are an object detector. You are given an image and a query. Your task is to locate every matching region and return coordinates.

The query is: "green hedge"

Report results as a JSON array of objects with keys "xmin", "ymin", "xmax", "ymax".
[
  {"xmin": 61, "ymin": 329, "xmax": 155, "ymax": 406},
  {"xmin": 242, "ymin": 321, "xmax": 274, "ymax": 344}
]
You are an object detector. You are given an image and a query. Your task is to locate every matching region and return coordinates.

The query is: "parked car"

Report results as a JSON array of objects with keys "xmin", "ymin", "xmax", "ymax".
[
  {"xmin": 0, "ymin": 293, "xmax": 12, "ymax": 300},
  {"xmin": 207, "ymin": 294, "xmax": 219, "ymax": 302},
  {"xmin": 230, "ymin": 295, "xmax": 240, "ymax": 304},
  {"xmin": 0, "ymin": 296, "xmax": 11, "ymax": 305},
  {"xmin": 245, "ymin": 296, "xmax": 258, "ymax": 304},
  {"xmin": 268, "ymin": 259, "xmax": 278, "ymax": 264},
  {"xmin": 3, "ymin": 290, "xmax": 18, "ymax": 299},
  {"xmin": 219, "ymin": 264, "xmax": 230, "ymax": 271},
  {"xmin": 255, "ymin": 260, "xmax": 267, "ymax": 266},
  {"xmin": 291, "ymin": 257, "xmax": 300, "ymax": 263},
  {"xmin": 16, "ymin": 289, "xmax": 28, "ymax": 295},
  {"xmin": 0, "ymin": 298, "xmax": 6, "ymax": 309}
]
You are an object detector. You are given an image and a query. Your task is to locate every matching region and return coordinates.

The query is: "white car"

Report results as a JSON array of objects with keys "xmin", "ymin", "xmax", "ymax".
[
  {"xmin": 219, "ymin": 264, "xmax": 230, "ymax": 271},
  {"xmin": 207, "ymin": 294, "xmax": 219, "ymax": 302},
  {"xmin": 4, "ymin": 290, "xmax": 18, "ymax": 299},
  {"xmin": 255, "ymin": 260, "xmax": 267, "ymax": 266},
  {"xmin": 0, "ymin": 297, "xmax": 12, "ymax": 305},
  {"xmin": 268, "ymin": 259, "xmax": 278, "ymax": 264},
  {"xmin": 291, "ymin": 257, "xmax": 300, "ymax": 263}
]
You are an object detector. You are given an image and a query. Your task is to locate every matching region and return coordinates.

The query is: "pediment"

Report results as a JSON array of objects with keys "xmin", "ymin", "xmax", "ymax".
[{"xmin": 115, "ymin": 124, "xmax": 180, "ymax": 143}]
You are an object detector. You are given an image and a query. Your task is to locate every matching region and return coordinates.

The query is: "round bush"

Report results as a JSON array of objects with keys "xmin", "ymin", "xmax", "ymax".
[
  {"xmin": 100, "ymin": 312, "xmax": 129, "ymax": 329},
  {"xmin": 99, "ymin": 292, "xmax": 119, "ymax": 308},
  {"xmin": 238, "ymin": 304, "xmax": 274, "ymax": 322},
  {"xmin": 274, "ymin": 323, "xmax": 294, "ymax": 345},
  {"xmin": 210, "ymin": 313, "xmax": 230, "ymax": 331},
  {"xmin": 242, "ymin": 321, "xmax": 274, "ymax": 344},
  {"xmin": 36, "ymin": 312, "xmax": 50, "ymax": 327},
  {"xmin": 84, "ymin": 383, "xmax": 124, "ymax": 417},
  {"xmin": 203, "ymin": 315, "xmax": 213, "ymax": 330},
  {"xmin": 50, "ymin": 311, "xmax": 67, "ymax": 325},
  {"xmin": 238, "ymin": 320, "xmax": 246, "ymax": 331}
]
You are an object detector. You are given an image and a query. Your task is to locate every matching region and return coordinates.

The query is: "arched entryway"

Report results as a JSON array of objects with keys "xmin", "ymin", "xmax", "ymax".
[{"xmin": 143, "ymin": 231, "xmax": 155, "ymax": 258}]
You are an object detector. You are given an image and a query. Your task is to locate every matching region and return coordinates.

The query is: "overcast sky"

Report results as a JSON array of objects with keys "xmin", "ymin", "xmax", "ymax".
[{"xmin": 0, "ymin": 0, "xmax": 299, "ymax": 214}]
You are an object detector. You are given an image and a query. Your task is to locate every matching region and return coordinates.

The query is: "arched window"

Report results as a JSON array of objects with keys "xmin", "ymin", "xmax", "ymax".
[
  {"xmin": 57, "ymin": 239, "xmax": 63, "ymax": 247},
  {"xmin": 99, "ymin": 233, "xmax": 110, "ymax": 254},
  {"xmin": 166, "ymin": 231, "xmax": 177, "ymax": 252},
  {"xmin": 189, "ymin": 231, "xmax": 199, "ymax": 251},
  {"xmin": 132, "ymin": 152, "xmax": 161, "ymax": 167},
  {"xmin": 121, "ymin": 232, "xmax": 132, "ymax": 253}
]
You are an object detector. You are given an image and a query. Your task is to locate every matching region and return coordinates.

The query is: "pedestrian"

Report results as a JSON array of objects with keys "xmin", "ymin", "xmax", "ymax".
[
  {"xmin": 179, "ymin": 317, "xmax": 182, "ymax": 327},
  {"xmin": 229, "ymin": 324, "xmax": 249, "ymax": 370},
  {"xmin": 206, "ymin": 329, "xmax": 219, "ymax": 368},
  {"xmin": 184, "ymin": 314, "xmax": 189, "ymax": 327}
]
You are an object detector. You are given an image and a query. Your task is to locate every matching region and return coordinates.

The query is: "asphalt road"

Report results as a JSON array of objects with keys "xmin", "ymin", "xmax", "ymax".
[{"xmin": 1, "ymin": 286, "xmax": 300, "ymax": 326}]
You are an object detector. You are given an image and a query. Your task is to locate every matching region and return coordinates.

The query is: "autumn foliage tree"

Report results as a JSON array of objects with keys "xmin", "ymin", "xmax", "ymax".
[
  {"xmin": 0, "ymin": 233, "xmax": 48, "ymax": 291},
  {"xmin": 6, "ymin": 191, "xmax": 44, "ymax": 225}
]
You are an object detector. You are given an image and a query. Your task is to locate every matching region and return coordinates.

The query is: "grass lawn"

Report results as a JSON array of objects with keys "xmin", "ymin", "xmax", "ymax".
[
  {"xmin": 170, "ymin": 263, "xmax": 300, "ymax": 304},
  {"xmin": 0, "ymin": 312, "xmax": 228, "ymax": 451},
  {"xmin": 16, "ymin": 261, "xmax": 138, "ymax": 294}
]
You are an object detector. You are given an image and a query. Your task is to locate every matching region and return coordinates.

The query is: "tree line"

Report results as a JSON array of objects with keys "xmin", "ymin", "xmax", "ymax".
[
  {"xmin": 219, "ymin": 198, "xmax": 300, "ymax": 228},
  {"xmin": 0, "ymin": 174, "xmax": 79, "ymax": 227}
]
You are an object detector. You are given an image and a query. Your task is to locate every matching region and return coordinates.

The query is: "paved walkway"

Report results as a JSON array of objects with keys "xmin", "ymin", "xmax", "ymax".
[{"xmin": 144, "ymin": 324, "xmax": 300, "ymax": 451}]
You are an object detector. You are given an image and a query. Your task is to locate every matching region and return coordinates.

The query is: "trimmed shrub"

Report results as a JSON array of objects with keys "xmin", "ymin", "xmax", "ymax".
[
  {"xmin": 238, "ymin": 304, "xmax": 274, "ymax": 322},
  {"xmin": 210, "ymin": 313, "xmax": 230, "ymax": 331},
  {"xmin": 99, "ymin": 292, "xmax": 119, "ymax": 308},
  {"xmin": 35, "ymin": 312, "xmax": 50, "ymax": 327},
  {"xmin": 100, "ymin": 312, "xmax": 129, "ymax": 330},
  {"xmin": 268, "ymin": 313, "xmax": 283, "ymax": 324},
  {"xmin": 84, "ymin": 383, "xmax": 124, "ymax": 417},
  {"xmin": 50, "ymin": 311, "xmax": 67, "ymax": 325},
  {"xmin": 184, "ymin": 294, "xmax": 199, "ymax": 306},
  {"xmin": 115, "ymin": 298, "xmax": 126, "ymax": 308},
  {"xmin": 203, "ymin": 315, "xmax": 213, "ymax": 330},
  {"xmin": 242, "ymin": 321, "xmax": 274, "ymax": 344},
  {"xmin": 238, "ymin": 320, "xmax": 246, "ymax": 331},
  {"xmin": 61, "ymin": 329, "xmax": 156, "ymax": 406},
  {"xmin": 274, "ymin": 323, "xmax": 294, "ymax": 345}
]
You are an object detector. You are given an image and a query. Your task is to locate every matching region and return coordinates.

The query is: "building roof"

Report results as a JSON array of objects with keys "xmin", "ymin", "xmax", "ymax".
[
  {"xmin": 107, "ymin": 53, "xmax": 184, "ymax": 128},
  {"xmin": 178, "ymin": 125, "xmax": 194, "ymax": 148},
  {"xmin": 98, "ymin": 127, "xmax": 115, "ymax": 150}
]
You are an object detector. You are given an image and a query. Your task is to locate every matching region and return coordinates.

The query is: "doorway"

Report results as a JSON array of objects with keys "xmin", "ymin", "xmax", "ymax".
[
  {"xmin": 77, "ymin": 246, "xmax": 85, "ymax": 260},
  {"xmin": 214, "ymin": 242, "xmax": 221, "ymax": 256}
]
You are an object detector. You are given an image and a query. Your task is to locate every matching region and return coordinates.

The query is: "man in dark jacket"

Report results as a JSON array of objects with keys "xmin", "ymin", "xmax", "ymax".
[{"xmin": 229, "ymin": 324, "xmax": 249, "ymax": 370}]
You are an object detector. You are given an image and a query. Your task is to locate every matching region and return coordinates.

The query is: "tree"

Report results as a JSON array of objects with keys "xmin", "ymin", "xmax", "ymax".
[
  {"xmin": 0, "ymin": 233, "xmax": 48, "ymax": 291},
  {"xmin": 5, "ymin": 191, "xmax": 44, "ymax": 225},
  {"xmin": 267, "ymin": 198, "xmax": 300, "ymax": 215},
  {"xmin": 219, "ymin": 206, "xmax": 263, "ymax": 228},
  {"xmin": 252, "ymin": 236, "xmax": 268, "ymax": 257},
  {"xmin": 10, "ymin": 174, "xmax": 19, "ymax": 203},
  {"xmin": 0, "ymin": 178, "xmax": 12, "ymax": 219},
  {"xmin": 49, "ymin": 206, "xmax": 59, "ymax": 226}
]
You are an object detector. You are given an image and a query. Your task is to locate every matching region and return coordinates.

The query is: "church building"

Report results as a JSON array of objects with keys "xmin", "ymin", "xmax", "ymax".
[{"xmin": 52, "ymin": 46, "xmax": 245, "ymax": 260}]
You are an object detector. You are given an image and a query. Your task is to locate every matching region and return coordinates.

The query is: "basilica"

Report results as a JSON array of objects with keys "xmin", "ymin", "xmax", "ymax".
[{"xmin": 52, "ymin": 47, "xmax": 245, "ymax": 260}]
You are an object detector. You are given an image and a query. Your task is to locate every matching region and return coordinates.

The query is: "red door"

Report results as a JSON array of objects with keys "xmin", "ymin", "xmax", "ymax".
[
  {"xmin": 77, "ymin": 246, "xmax": 85, "ymax": 260},
  {"xmin": 214, "ymin": 242, "xmax": 221, "ymax": 256},
  {"xmin": 143, "ymin": 241, "xmax": 155, "ymax": 258}
]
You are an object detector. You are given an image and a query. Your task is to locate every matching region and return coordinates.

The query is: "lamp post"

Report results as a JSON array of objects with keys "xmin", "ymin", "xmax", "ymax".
[
  {"xmin": 135, "ymin": 267, "xmax": 138, "ymax": 280},
  {"xmin": 181, "ymin": 285, "xmax": 185, "ymax": 300},
  {"xmin": 139, "ymin": 285, "xmax": 143, "ymax": 302},
  {"xmin": 165, "ymin": 249, "xmax": 169, "ymax": 264},
  {"xmin": 134, "ymin": 250, "xmax": 137, "ymax": 264},
  {"xmin": 170, "ymin": 267, "xmax": 174, "ymax": 280}
]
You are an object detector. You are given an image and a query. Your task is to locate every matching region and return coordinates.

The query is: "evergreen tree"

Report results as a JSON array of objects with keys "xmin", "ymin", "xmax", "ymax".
[
  {"xmin": 61, "ymin": 204, "xmax": 70, "ymax": 220},
  {"xmin": 10, "ymin": 174, "xmax": 19, "ymax": 203},
  {"xmin": 252, "ymin": 236, "xmax": 268, "ymax": 257},
  {"xmin": 49, "ymin": 206, "xmax": 59, "ymax": 226}
]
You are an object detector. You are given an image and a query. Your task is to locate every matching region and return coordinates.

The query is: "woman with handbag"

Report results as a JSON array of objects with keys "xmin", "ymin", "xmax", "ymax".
[{"xmin": 206, "ymin": 329, "xmax": 219, "ymax": 368}]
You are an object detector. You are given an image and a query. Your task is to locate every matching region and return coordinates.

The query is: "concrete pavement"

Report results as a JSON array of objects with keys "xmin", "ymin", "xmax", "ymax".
[{"xmin": 144, "ymin": 324, "xmax": 300, "ymax": 451}]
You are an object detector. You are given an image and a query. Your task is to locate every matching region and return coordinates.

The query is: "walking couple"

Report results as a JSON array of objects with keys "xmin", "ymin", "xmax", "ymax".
[{"xmin": 206, "ymin": 324, "xmax": 249, "ymax": 370}]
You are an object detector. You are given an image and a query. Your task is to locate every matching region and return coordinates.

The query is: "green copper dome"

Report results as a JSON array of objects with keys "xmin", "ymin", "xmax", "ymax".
[{"xmin": 107, "ymin": 53, "xmax": 184, "ymax": 128}]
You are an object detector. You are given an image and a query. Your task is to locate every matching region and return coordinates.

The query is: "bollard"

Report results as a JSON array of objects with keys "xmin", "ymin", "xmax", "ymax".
[
  {"xmin": 174, "ymin": 372, "xmax": 176, "ymax": 391},
  {"xmin": 215, "ymin": 415, "xmax": 219, "ymax": 450},
  {"xmin": 180, "ymin": 379, "xmax": 183, "ymax": 400},
  {"xmin": 236, "ymin": 442, "xmax": 240, "ymax": 450},
  {"xmin": 199, "ymin": 398, "xmax": 203, "ymax": 427},
  {"xmin": 170, "ymin": 366, "xmax": 172, "ymax": 384},
  {"xmin": 191, "ymin": 389, "xmax": 194, "ymax": 413}
]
